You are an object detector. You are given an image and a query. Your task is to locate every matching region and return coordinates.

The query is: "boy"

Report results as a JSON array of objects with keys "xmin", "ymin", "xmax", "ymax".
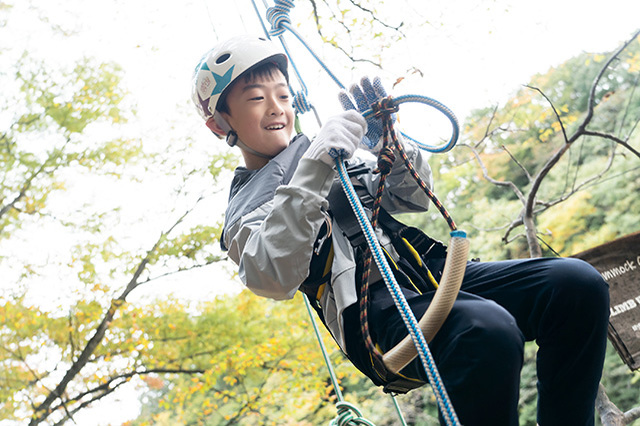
[{"xmin": 193, "ymin": 35, "xmax": 610, "ymax": 425}]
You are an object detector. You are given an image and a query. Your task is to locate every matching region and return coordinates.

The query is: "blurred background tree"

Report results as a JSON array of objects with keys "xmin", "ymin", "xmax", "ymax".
[{"xmin": 2, "ymin": 0, "xmax": 639, "ymax": 425}]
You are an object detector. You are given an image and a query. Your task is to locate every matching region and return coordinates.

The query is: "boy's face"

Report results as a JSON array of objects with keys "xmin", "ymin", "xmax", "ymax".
[{"xmin": 221, "ymin": 70, "xmax": 294, "ymax": 166}]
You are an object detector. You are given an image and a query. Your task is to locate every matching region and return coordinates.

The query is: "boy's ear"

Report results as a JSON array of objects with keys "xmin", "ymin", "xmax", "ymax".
[{"xmin": 206, "ymin": 116, "xmax": 227, "ymax": 137}]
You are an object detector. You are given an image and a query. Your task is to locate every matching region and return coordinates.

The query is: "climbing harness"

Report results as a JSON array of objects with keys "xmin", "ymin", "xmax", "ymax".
[
  {"xmin": 334, "ymin": 97, "xmax": 468, "ymax": 426},
  {"xmin": 248, "ymin": 1, "xmax": 468, "ymax": 424}
]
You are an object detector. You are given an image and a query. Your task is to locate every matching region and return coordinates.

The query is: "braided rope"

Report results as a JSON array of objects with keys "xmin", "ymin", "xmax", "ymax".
[
  {"xmin": 265, "ymin": 0, "xmax": 345, "ymax": 89},
  {"xmin": 363, "ymin": 94, "xmax": 460, "ymax": 154},
  {"xmin": 395, "ymin": 139, "xmax": 457, "ymax": 231},
  {"xmin": 357, "ymin": 153, "xmax": 395, "ymax": 368},
  {"xmin": 357, "ymin": 98, "xmax": 399, "ymax": 371},
  {"xmin": 336, "ymin": 158, "xmax": 459, "ymax": 425}
]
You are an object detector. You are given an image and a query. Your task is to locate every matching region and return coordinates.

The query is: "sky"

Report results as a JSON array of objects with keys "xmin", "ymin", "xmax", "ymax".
[
  {"xmin": 7, "ymin": 0, "xmax": 640, "ymax": 133},
  {"xmin": 2, "ymin": 0, "xmax": 640, "ymax": 424},
  {"xmin": 5, "ymin": 0, "xmax": 639, "ymax": 304}
]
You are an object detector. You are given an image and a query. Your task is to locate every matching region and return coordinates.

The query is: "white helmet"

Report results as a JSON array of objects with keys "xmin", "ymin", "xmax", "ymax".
[{"xmin": 192, "ymin": 35, "xmax": 289, "ymax": 124}]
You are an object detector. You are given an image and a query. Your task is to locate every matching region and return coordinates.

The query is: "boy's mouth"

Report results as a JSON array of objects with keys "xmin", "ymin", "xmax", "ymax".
[{"xmin": 265, "ymin": 123, "xmax": 286, "ymax": 131}]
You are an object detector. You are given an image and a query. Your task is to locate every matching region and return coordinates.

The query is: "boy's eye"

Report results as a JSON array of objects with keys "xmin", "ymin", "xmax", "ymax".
[{"xmin": 249, "ymin": 96, "xmax": 264, "ymax": 101}]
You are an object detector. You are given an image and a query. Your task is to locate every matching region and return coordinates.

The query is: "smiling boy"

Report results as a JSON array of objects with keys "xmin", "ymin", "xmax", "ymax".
[
  {"xmin": 193, "ymin": 35, "xmax": 610, "ymax": 426},
  {"xmin": 204, "ymin": 62, "xmax": 294, "ymax": 169}
]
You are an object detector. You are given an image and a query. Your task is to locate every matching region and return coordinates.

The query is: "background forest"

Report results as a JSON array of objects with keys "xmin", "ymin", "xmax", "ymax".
[{"xmin": 1, "ymin": 0, "xmax": 640, "ymax": 425}]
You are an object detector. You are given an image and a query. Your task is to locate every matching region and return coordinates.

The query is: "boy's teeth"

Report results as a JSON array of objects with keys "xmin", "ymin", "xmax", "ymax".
[{"xmin": 267, "ymin": 124, "xmax": 284, "ymax": 130}]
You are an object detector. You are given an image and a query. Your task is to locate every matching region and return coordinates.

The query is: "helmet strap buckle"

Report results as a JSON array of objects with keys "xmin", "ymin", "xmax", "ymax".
[{"xmin": 226, "ymin": 130, "xmax": 238, "ymax": 147}]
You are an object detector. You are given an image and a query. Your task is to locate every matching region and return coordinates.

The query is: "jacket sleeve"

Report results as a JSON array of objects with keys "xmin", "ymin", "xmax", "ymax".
[{"xmin": 224, "ymin": 158, "xmax": 336, "ymax": 300}]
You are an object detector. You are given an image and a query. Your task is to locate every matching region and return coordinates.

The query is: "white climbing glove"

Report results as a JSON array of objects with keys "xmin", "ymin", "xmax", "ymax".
[
  {"xmin": 338, "ymin": 76, "xmax": 396, "ymax": 156},
  {"xmin": 303, "ymin": 110, "xmax": 367, "ymax": 167}
]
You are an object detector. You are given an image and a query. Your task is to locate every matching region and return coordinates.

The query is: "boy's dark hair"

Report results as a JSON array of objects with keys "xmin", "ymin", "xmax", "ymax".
[{"xmin": 216, "ymin": 61, "xmax": 286, "ymax": 115}]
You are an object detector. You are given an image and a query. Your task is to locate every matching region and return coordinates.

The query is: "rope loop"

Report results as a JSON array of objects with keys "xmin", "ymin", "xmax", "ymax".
[
  {"xmin": 266, "ymin": 0, "xmax": 295, "ymax": 37},
  {"xmin": 330, "ymin": 401, "xmax": 377, "ymax": 426},
  {"xmin": 371, "ymin": 96, "xmax": 399, "ymax": 119}
]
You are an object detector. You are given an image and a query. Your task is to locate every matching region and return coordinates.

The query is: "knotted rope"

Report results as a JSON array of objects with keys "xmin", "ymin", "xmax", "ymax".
[
  {"xmin": 266, "ymin": 0, "xmax": 294, "ymax": 37},
  {"xmin": 292, "ymin": 89, "xmax": 313, "ymax": 114},
  {"xmin": 264, "ymin": 0, "xmax": 345, "ymax": 89},
  {"xmin": 353, "ymin": 96, "xmax": 461, "ymax": 425},
  {"xmin": 329, "ymin": 402, "xmax": 377, "ymax": 426},
  {"xmin": 358, "ymin": 97, "xmax": 399, "ymax": 371}
]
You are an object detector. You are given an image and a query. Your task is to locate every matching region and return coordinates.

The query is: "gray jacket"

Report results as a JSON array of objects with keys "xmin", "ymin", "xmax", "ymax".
[{"xmin": 222, "ymin": 133, "xmax": 432, "ymax": 350}]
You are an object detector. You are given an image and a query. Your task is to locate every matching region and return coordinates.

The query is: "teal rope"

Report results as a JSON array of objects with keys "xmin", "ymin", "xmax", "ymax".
[
  {"xmin": 302, "ymin": 295, "xmax": 344, "ymax": 401},
  {"xmin": 330, "ymin": 402, "xmax": 376, "ymax": 426},
  {"xmin": 303, "ymin": 295, "xmax": 378, "ymax": 425},
  {"xmin": 390, "ymin": 394, "xmax": 408, "ymax": 426}
]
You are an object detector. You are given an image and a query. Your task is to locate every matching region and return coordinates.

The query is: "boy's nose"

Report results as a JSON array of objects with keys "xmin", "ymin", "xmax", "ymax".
[{"xmin": 267, "ymin": 96, "xmax": 284, "ymax": 115}]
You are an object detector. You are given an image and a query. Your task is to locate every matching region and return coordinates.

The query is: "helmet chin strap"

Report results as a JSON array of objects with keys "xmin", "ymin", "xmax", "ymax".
[
  {"xmin": 226, "ymin": 131, "xmax": 275, "ymax": 160},
  {"xmin": 214, "ymin": 114, "xmax": 275, "ymax": 160}
]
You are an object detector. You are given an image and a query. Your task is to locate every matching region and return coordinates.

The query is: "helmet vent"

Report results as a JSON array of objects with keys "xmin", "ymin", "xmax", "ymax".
[{"xmin": 215, "ymin": 53, "xmax": 231, "ymax": 64}]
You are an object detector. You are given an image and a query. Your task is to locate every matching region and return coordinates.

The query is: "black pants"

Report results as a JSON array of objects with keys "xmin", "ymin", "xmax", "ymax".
[{"xmin": 343, "ymin": 257, "xmax": 610, "ymax": 426}]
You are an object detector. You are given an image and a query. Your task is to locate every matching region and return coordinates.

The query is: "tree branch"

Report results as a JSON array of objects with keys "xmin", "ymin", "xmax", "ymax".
[
  {"xmin": 29, "ymin": 198, "xmax": 207, "ymax": 425},
  {"xmin": 581, "ymin": 29, "xmax": 640, "ymax": 136},
  {"xmin": 0, "ymin": 138, "xmax": 70, "ymax": 223},
  {"xmin": 597, "ymin": 383, "xmax": 626, "ymax": 426},
  {"xmin": 458, "ymin": 143, "xmax": 527, "ymax": 204},
  {"xmin": 307, "ymin": 0, "xmax": 384, "ymax": 68},
  {"xmin": 345, "ymin": 0, "xmax": 405, "ymax": 35},
  {"xmin": 519, "ymin": 31, "xmax": 639, "ymax": 256},
  {"xmin": 501, "ymin": 144, "xmax": 532, "ymax": 182},
  {"xmin": 582, "ymin": 130, "xmax": 640, "ymax": 158},
  {"xmin": 48, "ymin": 368, "xmax": 205, "ymax": 426}
]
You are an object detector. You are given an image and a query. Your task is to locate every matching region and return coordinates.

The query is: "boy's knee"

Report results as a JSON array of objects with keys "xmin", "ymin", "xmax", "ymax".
[
  {"xmin": 433, "ymin": 300, "xmax": 524, "ymax": 404},
  {"xmin": 470, "ymin": 306, "xmax": 524, "ymax": 361},
  {"xmin": 547, "ymin": 258, "xmax": 609, "ymax": 314},
  {"xmin": 440, "ymin": 299, "xmax": 524, "ymax": 367}
]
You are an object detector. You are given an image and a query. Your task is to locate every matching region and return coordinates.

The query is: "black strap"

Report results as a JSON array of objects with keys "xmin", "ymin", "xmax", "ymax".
[{"xmin": 327, "ymin": 176, "xmax": 447, "ymax": 261}]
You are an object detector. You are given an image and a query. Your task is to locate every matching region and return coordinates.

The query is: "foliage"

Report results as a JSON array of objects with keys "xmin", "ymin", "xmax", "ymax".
[
  {"xmin": 2, "ymin": 1, "xmax": 640, "ymax": 425},
  {"xmin": 128, "ymin": 290, "xmax": 444, "ymax": 426},
  {"xmin": 0, "ymin": 54, "xmax": 140, "ymax": 240},
  {"xmin": 409, "ymin": 34, "xmax": 640, "ymax": 260},
  {"xmin": 129, "ymin": 292, "xmax": 356, "ymax": 425},
  {"xmin": 400, "ymin": 32, "xmax": 640, "ymax": 425},
  {"xmin": 0, "ymin": 33, "xmax": 237, "ymax": 426}
]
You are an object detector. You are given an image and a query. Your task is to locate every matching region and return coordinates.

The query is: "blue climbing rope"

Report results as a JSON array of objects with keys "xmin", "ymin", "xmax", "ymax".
[
  {"xmin": 264, "ymin": 0, "xmax": 346, "ymax": 89},
  {"xmin": 336, "ymin": 159, "xmax": 460, "ymax": 426},
  {"xmin": 251, "ymin": 0, "xmax": 345, "ymax": 123},
  {"xmin": 361, "ymin": 94, "xmax": 460, "ymax": 154}
]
